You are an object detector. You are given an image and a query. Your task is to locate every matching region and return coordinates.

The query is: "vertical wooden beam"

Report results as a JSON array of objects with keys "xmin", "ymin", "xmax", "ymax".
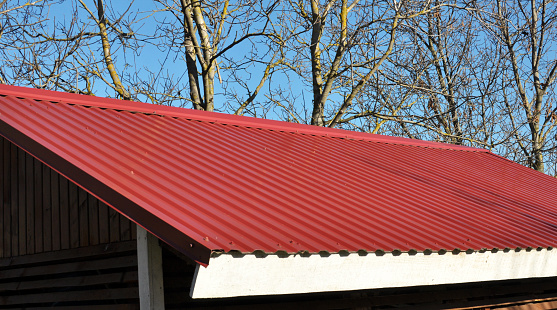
[
  {"xmin": 68, "ymin": 182, "xmax": 79, "ymax": 249},
  {"xmin": 98, "ymin": 200, "xmax": 109, "ymax": 244},
  {"xmin": 10, "ymin": 143, "xmax": 18, "ymax": 256},
  {"xmin": 18, "ymin": 148, "xmax": 27, "ymax": 255},
  {"xmin": 25, "ymin": 152, "xmax": 34, "ymax": 254},
  {"xmin": 88, "ymin": 195, "xmax": 99, "ymax": 245},
  {"xmin": 59, "ymin": 176, "xmax": 70, "ymax": 250},
  {"xmin": 51, "ymin": 171, "xmax": 61, "ymax": 251},
  {"xmin": 34, "ymin": 157, "xmax": 43, "ymax": 253},
  {"xmin": 42, "ymin": 163, "xmax": 52, "ymax": 252},
  {"xmin": 0, "ymin": 137, "xmax": 4, "ymax": 258},
  {"xmin": 137, "ymin": 225, "xmax": 165, "ymax": 310},
  {"xmin": 78, "ymin": 187, "xmax": 89, "ymax": 247},
  {"xmin": 109, "ymin": 207, "xmax": 120, "ymax": 243}
]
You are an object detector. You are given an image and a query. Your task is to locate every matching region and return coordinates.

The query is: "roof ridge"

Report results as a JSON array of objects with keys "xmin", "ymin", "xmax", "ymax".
[{"xmin": 0, "ymin": 84, "xmax": 488, "ymax": 153}]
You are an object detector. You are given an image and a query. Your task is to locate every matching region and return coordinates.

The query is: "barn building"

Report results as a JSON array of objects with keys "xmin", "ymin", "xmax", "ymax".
[{"xmin": 1, "ymin": 85, "xmax": 557, "ymax": 309}]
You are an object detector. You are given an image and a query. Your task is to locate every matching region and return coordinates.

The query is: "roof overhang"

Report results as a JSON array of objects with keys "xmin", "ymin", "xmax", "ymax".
[
  {"xmin": 190, "ymin": 248, "xmax": 557, "ymax": 298},
  {"xmin": 3, "ymin": 85, "xmax": 557, "ymax": 279},
  {"xmin": 0, "ymin": 106, "xmax": 212, "ymax": 265}
]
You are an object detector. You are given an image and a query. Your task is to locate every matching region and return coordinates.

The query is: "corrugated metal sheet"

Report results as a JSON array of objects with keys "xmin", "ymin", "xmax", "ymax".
[{"xmin": 1, "ymin": 85, "xmax": 557, "ymax": 265}]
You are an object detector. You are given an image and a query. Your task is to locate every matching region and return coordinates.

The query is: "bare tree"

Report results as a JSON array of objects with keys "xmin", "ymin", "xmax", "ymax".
[
  {"xmin": 0, "ymin": 0, "xmax": 143, "ymax": 99},
  {"xmin": 1, "ymin": 0, "xmax": 557, "ymax": 175},
  {"xmin": 380, "ymin": 2, "xmax": 507, "ymax": 147},
  {"xmin": 267, "ymin": 0, "xmax": 456, "ymax": 128},
  {"xmin": 0, "ymin": 0, "xmax": 281, "ymax": 113},
  {"xmin": 472, "ymin": 0, "xmax": 557, "ymax": 172},
  {"xmin": 153, "ymin": 0, "xmax": 282, "ymax": 112}
]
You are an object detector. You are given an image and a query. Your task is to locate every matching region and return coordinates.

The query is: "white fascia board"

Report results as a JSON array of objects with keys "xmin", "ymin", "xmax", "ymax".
[{"xmin": 190, "ymin": 249, "xmax": 557, "ymax": 298}]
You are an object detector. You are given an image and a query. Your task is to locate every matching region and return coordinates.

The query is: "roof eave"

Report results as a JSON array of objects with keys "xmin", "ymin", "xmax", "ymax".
[{"xmin": 0, "ymin": 118, "xmax": 212, "ymax": 265}]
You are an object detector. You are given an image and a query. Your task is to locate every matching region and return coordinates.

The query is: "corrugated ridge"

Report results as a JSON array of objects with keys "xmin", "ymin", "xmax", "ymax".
[{"xmin": 1, "ymin": 88, "xmax": 557, "ymax": 259}]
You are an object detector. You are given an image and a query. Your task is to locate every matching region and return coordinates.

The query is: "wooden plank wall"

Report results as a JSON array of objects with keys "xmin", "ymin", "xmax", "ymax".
[
  {"xmin": 161, "ymin": 246, "xmax": 197, "ymax": 310},
  {"xmin": 0, "ymin": 136, "xmax": 136, "ymax": 259},
  {"xmin": 0, "ymin": 240, "xmax": 139, "ymax": 309}
]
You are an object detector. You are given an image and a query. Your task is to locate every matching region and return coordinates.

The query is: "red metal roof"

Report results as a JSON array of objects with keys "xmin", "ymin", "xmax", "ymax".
[{"xmin": 1, "ymin": 85, "xmax": 557, "ymax": 265}]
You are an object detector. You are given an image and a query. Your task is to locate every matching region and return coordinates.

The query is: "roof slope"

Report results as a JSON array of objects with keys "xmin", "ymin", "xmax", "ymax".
[{"xmin": 1, "ymin": 85, "xmax": 557, "ymax": 265}]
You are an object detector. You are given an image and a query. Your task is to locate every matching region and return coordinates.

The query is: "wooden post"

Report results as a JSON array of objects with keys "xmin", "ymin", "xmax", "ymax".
[{"xmin": 137, "ymin": 225, "xmax": 165, "ymax": 309}]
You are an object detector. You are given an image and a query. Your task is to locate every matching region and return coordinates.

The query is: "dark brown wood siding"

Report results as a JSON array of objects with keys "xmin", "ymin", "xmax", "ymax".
[
  {"xmin": 0, "ymin": 240, "xmax": 139, "ymax": 308},
  {"xmin": 0, "ymin": 136, "xmax": 136, "ymax": 259},
  {"xmin": 161, "ymin": 246, "xmax": 197, "ymax": 310}
]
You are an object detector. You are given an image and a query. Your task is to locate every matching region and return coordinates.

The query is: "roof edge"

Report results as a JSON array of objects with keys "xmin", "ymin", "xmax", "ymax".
[
  {"xmin": 0, "ymin": 115, "xmax": 212, "ymax": 265},
  {"xmin": 0, "ymin": 84, "xmax": 487, "ymax": 153},
  {"xmin": 213, "ymin": 245, "xmax": 553, "ymax": 259}
]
